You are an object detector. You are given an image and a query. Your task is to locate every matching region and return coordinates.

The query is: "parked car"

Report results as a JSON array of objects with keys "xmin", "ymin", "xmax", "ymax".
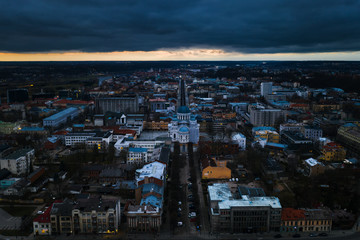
[
  {"xmin": 319, "ymin": 233, "xmax": 328, "ymax": 237},
  {"xmin": 293, "ymin": 233, "xmax": 301, "ymax": 238},
  {"xmin": 309, "ymin": 233, "xmax": 318, "ymax": 237},
  {"xmin": 188, "ymin": 212, "xmax": 196, "ymax": 218},
  {"xmin": 177, "ymin": 222, "xmax": 183, "ymax": 227}
]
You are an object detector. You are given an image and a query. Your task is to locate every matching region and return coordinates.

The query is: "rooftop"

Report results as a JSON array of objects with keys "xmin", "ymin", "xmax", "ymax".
[
  {"xmin": 136, "ymin": 161, "xmax": 166, "ymax": 183},
  {"xmin": 43, "ymin": 107, "xmax": 78, "ymax": 121}
]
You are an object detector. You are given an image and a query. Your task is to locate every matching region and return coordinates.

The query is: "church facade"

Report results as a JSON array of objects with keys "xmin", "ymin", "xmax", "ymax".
[{"xmin": 168, "ymin": 106, "xmax": 200, "ymax": 144}]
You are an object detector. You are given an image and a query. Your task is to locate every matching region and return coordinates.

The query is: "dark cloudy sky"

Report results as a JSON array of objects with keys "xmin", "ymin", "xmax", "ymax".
[{"xmin": 1, "ymin": 0, "xmax": 360, "ymax": 60}]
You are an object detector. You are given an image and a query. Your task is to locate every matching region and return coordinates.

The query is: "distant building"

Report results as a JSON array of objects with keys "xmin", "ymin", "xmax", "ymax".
[
  {"xmin": 43, "ymin": 107, "xmax": 79, "ymax": 128},
  {"xmin": 261, "ymin": 82, "xmax": 273, "ymax": 97},
  {"xmin": 249, "ymin": 105, "xmax": 285, "ymax": 127},
  {"xmin": 95, "ymin": 95, "xmax": 139, "ymax": 114},
  {"xmin": 65, "ymin": 131, "xmax": 112, "ymax": 149},
  {"xmin": 201, "ymin": 157, "xmax": 231, "ymax": 179},
  {"xmin": 7, "ymin": 88, "xmax": 29, "ymax": 103},
  {"xmin": 208, "ymin": 183, "xmax": 281, "ymax": 233}
]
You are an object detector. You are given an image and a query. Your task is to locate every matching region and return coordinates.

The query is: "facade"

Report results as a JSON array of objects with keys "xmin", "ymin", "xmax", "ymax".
[
  {"xmin": 208, "ymin": 183, "xmax": 281, "ymax": 233},
  {"xmin": 303, "ymin": 126, "xmax": 323, "ymax": 141},
  {"xmin": 95, "ymin": 96, "xmax": 139, "ymax": 114},
  {"xmin": 127, "ymin": 147, "xmax": 148, "ymax": 165},
  {"xmin": 232, "ymin": 133, "xmax": 247, "ymax": 150},
  {"xmin": 125, "ymin": 161, "xmax": 167, "ymax": 232},
  {"xmin": 43, "ymin": 107, "xmax": 79, "ymax": 128},
  {"xmin": 279, "ymin": 123, "xmax": 304, "ymax": 134},
  {"xmin": 249, "ymin": 105, "xmax": 284, "ymax": 127},
  {"xmin": 50, "ymin": 198, "xmax": 121, "ymax": 235},
  {"xmin": 281, "ymin": 208, "xmax": 332, "ymax": 233},
  {"xmin": 337, "ymin": 123, "xmax": 360, "ymax": 157},
  {"xmin": 0, "ymin": 148, "xmax": 35, "ymax": 175},
  {"xmin": 261, "ymin": 82, "xmax": 273, "ymax": 97},
  {"xmin": 168, "ymin": 106, "xmax": 200, "ymax": 144},
  {"xmin": 304, "ymin": 158, "xmax": 325, "ymax": 176},
  {"xmin": 65, "ymin": 131, "xmax": 112, "ymax": 148},
  {"xmin": 321, "ymin": 142, "xmax": 346, "ymax": 162}
]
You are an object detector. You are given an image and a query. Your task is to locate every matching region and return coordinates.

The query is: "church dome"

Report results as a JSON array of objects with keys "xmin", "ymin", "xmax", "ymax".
[
  {"xmin": 177, "ymin": 106, "xmax": 190, "ymax": 114},
  {"xmin": 179, "ymin": 126, "xmax": 189, "ymax": 133}
]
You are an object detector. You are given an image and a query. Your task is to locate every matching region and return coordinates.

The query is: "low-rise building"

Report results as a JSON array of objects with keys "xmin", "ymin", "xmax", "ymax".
[
  {"xmin": 232, "ymin": 133, "xmax": 246, "ymax": 151},
  {"xmin": 304, "ymin": 158, "xmax": 325, "ymax": 176},
  {"xmin": 303, "ymin": 126, "xmax": 323, "ymax": 141},
  {"xmin": 281, "ymin": 208, "xmax": 332, "ymax": 233},
  {"xmin": 321, "ymin": 142, "xmax": 346, "ymax": 162},
  {"xmin": 43, "ymin": 107, "xmax": 80, "ymax": 128}
]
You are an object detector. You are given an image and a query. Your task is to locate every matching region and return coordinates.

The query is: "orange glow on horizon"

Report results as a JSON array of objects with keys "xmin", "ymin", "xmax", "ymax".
[{"xmin": 0, "ymin": 49, "xmax": 360, "ymax": 61}]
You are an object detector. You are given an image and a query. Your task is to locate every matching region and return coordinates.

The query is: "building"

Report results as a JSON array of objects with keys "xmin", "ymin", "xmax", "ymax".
[
  {"xmin": 43, "ymin": 107, "xmax": 79, "ymax": 128},
  {"xmin": 50, "ymin": 198, "xmax": 121, "ymax": 235},
  {"xmin": 127, "ymin": 147, "xmax": 148, "ymax": 165},
  {"xmin": 201, "ymin": 157, "xmax": 231, "ymax": 179},
  {"xmin": 65, "ymin": 131, "xmax": 112, "ymax": 148},
  {"xmin": 261, "ymin": 82, "xmax": 273, "ymax": 97},
  {"xmin": 321, "ymin": 142, "xmax": 346, "ymax": 162},
  {"xmin": 95, "ymin": 95, "xmax": 139, "ymax": 114},
  {"xmin": 7, "ymin": 88, "xmax": 29, "ymax": 103},
  {"xmin": 249, "ymin": 105, "xmax": 285, "ymax": 127},
  {"xmin": 208, "ymin": 183, "xmax": 281, "ymax": 233},
  {"xmin": 337, "ymin": 123, "xmax": 360, "ymax": 157},
  {"xmin": 231, "ymin": 133, "xmax": 246, "ymax": 151},
  {"xmin": 281, "ymin": 131, "xmax": 312, "ymax": 150},
  {"xmin": 0, "ymin": 121, "xmax": 21, "ymax": 134},
  {"xmin": 114, "ymin": 139, "xmax": 165, "ymax": 162},
  {"xmin": 125, "ymin": 161, "xmax": 166, "ymax": 232},
  {"xmin": 303, "ymin": 126, "xmax": 323, "ymax": 141},
  {"xmin": 281, "ymin": 208, "xmax": 332, "ymax": 233},
  {"xmin": 0, "ymin": 148, "xmax": 35, "ymax": 175},
  {"xmin": 279, "ymin": 123, "xmax": 304, "ymax": 134},
  {"xmin": 33, "ymin": 202, "xmax": 58, "ymax": 235},
  {"xmin": 168, "ymin": 105, "xmax": 200, "ymax": 146},
  {"xmin": 304, "ymin": 158, "xmax": 325, "ymax": 176}
]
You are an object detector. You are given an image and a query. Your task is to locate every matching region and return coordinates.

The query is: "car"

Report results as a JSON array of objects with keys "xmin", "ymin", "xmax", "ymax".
[
  {"xmin": 188, "ymin": 212, "xmax": 196, "ymax": 218},
  {"xmin": 178, "ymin": 207, "xmax": 182, "ymax": 212},
  {"xmin": 177, "ymin": 222, "xmax": 183, "ymax": 227},
  {"xmin": 274, "ymin": 234, "xmax": 282, "ymax": 238},
  {"xmin": 309, "ymin": 233, "xmax": 318, "ymax": 237},
  {"xmin": 292, "ymin": 233, "xmax": 301, "ymax": 238},
  {"xmin": 178, "ymin": 201, "xmax": 182, "ymax": 206},
  {"xmin": 319, "ymin": 233, "xmax": 328, "ymax": 237},
  {"xmin": 37, "ymin": 211, "xmax": 44, "ymax": 215}
]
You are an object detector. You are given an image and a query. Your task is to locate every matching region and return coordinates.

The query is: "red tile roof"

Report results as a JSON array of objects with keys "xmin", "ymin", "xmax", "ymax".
[{"xmin": 281, "ymin": 208, "xmax": 305, "ymax": 221}]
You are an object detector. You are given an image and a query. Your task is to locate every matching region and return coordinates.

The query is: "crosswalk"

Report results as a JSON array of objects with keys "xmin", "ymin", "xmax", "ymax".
[{"xmin": 0, "ymin": 216, "xmax": 21, "ymax": 230}]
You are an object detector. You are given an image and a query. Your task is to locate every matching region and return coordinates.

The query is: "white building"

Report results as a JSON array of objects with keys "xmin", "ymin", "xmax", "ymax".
[
  {"xmin": 232, "ymin": 133, "xmax": 246, "ymax": 150},
  {"xmin": 260, "ymin": 82, "xmax": 273, "ymax": 97},
  {"xmin": 168, "ymin": 106, "xmax": 199, "ymax": 144},
  {"xmin": 0, "ymin": 148, "xmax": 34, "ymax": 175},
  {"xmin": 303, "ymin": 126, "xmax": 323, "ymax": 141},
  {"xmin": 114, "ymin": 139, "xmax": 165, "ymax": 162},
  {"xmin": 65, "ymin": 131, "xmax": 112, "ymax": 147},
  {"xmin": 127, "ymin": 147, "xmax": 148, "ymax": 165}
]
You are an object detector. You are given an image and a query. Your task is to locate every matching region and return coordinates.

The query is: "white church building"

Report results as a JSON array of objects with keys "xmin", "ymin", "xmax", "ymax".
[{"xmin": 168, "ymin": 106, "xmax": 199, "ymax": 145}]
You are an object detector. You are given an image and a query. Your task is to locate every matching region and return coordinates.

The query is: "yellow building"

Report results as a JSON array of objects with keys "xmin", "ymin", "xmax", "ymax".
[
  {"xmin": 254, "ymin": 130, "xmax": 280, "ymax": 143},
  {"xmin": 321, "ymin": 142, "xmax": 346, "ymax": 162},
  {"xmin": 281, "ymin": 208, "xmax": 332, "ymax": 233},
  {"xmin": 201, "ymin": 158, "xmax": 231, "ymax": 179},
  {"xmin": 143, "ymin": 120, "xmax": 169, "ymax": 131}
]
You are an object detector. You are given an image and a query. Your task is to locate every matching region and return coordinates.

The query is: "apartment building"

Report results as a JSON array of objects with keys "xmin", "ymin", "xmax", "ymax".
[{"xmin": 208, "ymin": 183, "xmax": 281, "ymax": 233}]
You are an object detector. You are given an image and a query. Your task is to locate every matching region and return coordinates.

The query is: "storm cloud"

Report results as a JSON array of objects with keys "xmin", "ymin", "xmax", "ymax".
[{"xmin": 1, "ymin": 0, "xmax": 360, "ymax": 54}]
